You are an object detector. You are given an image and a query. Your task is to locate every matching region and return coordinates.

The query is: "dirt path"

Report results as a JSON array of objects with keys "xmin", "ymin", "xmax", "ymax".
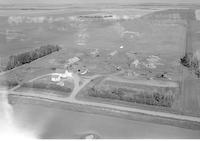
[
  {"xmin": 106, "ymin": 76, "xmax": 179, "ymax": 87},
  {"xmin": 69, "ymin": 74, "xmax": 101, "ymax": 100}
]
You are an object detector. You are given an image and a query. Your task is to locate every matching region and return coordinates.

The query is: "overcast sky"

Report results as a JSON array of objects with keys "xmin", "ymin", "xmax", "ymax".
[{"xmin": 1, "ymin": 0, "xmax": 200, "ymax": 5}]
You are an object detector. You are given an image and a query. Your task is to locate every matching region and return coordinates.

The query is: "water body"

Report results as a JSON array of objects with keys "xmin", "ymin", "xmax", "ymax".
[{"xmin": 11, "ymin": 101, "xmax": 200, "ymax": 139}]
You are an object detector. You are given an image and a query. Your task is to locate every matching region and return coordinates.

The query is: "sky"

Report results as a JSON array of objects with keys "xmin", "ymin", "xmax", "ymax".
[{"xmin": 1, "ymin": 0, "xmax": 200, "ymax": 5}]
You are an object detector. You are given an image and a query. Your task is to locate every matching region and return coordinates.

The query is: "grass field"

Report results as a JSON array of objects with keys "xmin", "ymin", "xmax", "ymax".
[{"xmin": 1, "ymin": 7, "xmax": 200, "ymax": 118}]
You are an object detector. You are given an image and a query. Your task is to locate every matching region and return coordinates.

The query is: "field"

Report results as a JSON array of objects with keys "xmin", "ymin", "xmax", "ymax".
[{"xmin": 1, "ymin": 5, "xmax": 200, "ymax": 127}]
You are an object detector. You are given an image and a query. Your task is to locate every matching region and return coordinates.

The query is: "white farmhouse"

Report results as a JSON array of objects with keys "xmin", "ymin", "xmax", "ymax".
[{"xmin": 51, "ymin": 75, "xmax": 61, "ymax": 82}]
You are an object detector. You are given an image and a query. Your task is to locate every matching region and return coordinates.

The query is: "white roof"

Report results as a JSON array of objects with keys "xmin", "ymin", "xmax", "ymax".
[{"xmin": 51, "ymin": 75, "xmax": 61, "ymax": 82}]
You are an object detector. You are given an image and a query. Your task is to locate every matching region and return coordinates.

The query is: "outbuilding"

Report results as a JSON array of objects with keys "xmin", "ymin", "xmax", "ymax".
[{"xmin": 68, "ymin": 57, "xmax": 80, "ymax": 65}]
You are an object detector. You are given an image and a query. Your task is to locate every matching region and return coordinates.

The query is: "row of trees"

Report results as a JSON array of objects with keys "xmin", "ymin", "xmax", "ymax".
[
  {"xmin": 180, "ymin": 52, "xmax": 200, "ymax": 78},
  {"xmin": 88, "ymin": 86, "xmax": 174, "ymax": 107},
  {"xmin": 5, "ymin": 45, "xmax": 61, "ymax": 70}
]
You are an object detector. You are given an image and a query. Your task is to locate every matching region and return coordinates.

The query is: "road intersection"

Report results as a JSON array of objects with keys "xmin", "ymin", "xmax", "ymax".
[{"xmin": 1, "ymin": 71, "xmax": 200, "ymax": 125}]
